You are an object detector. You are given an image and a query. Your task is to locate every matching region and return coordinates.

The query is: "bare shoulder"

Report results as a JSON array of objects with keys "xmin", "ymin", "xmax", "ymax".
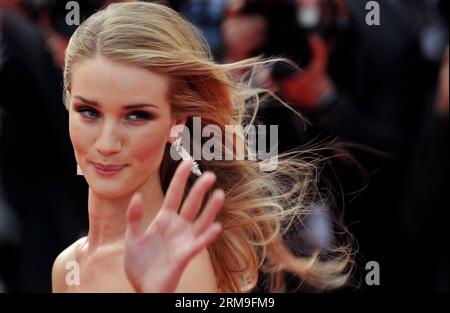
[
  {"xmin": 52, "ymin": 237, "xmax": 86, "ymax": 293},
  {"xmin": 176, "ymin": 248, "xmax": 219, "ymax": 293}
]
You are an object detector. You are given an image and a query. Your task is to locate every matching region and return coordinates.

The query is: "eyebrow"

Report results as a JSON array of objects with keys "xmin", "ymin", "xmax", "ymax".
[{"xmin": 74, "ymin": 95, "xmax": 160, "ymax": 110}]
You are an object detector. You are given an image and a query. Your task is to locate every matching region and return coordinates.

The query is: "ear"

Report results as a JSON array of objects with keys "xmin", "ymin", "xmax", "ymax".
[{"xmin": 168, "ymin": 117, "xmax": 188, "ymax": 145}]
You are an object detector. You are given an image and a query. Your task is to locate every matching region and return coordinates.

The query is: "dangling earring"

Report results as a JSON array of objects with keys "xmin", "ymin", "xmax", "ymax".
[
  {"xmin": 76, "ymin": 164, "xmax": 84, "ymax": 176},
  {"xmin": 173, "ymin": 137, "xmax": 202, "ymax": 176}
]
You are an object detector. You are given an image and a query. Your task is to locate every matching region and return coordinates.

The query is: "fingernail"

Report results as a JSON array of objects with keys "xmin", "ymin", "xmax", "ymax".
[{"xmin": 204, "ymin": 171, "xmax": 216, "ymax": 180}]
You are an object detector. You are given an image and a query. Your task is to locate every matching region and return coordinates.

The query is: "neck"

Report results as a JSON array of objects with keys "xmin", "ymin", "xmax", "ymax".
[{"xmin": 86, "ymin": 175, "xmax": 165, "ymax": 251}]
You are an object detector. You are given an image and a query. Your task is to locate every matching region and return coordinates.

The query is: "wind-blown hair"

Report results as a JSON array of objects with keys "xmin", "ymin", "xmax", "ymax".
[{"xmin": 63, "ymin": 2, "xmax": 353, "ymax": 292}]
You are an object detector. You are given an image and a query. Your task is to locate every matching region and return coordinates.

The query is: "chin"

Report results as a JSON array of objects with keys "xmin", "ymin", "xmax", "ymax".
[{"xmin": 89, "ymin": 182, "xmax": 131, "ymax": 200}]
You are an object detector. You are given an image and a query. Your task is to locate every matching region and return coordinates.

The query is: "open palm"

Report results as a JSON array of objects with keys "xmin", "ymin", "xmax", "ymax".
[{"xmin": 124, "ymin": 160, "xmax": 224, "ymax": 292}]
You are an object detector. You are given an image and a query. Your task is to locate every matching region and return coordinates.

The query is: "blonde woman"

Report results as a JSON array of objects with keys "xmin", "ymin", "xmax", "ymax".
[{"xmin": 52, "ymin": 2, "xmax": 352, "ymax": 293}]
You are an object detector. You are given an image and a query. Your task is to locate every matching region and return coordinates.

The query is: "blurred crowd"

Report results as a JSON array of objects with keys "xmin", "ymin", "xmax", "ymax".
[{"xmin": 0, "ymin": 0, "xmax": 448, "ymax": 292}]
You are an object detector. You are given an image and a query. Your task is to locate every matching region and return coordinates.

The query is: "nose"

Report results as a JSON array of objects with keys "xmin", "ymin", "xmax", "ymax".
[{"xmin": 94, "ymin": 119, "xmax": 122, "ymax": 156}]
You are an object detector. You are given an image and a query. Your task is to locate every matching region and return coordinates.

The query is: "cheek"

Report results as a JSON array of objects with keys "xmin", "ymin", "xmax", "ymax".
[
  {"xmin": 69, "ymin": 115, "xmax": 92, "ymax": 157},
  {"xmin": 128, "ymin": 124, "xmax": 171, "ymax": 167}
]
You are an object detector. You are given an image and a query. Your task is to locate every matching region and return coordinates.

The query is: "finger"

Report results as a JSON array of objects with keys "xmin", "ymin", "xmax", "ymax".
[
  {"xmin": 126, "ymin": 193, "xmax": 145, "ymax": 240},
  {"xmin": 308, "ymin": 34, "xmax": 328, "ymax": 71},
  {"xmin": 189, "ymin": 223, "xmax": 222, "ymax": 260},
  {"xmin": 163, "ymin": 159, "xmax": 193, "ymax": 212},
  {"xmin": 179, "ymin": 172, "xmax": 216, "ymax": 221},
  {"xmin": 193, "ymin": 189, "xmax": 225, "ymax": 235}
]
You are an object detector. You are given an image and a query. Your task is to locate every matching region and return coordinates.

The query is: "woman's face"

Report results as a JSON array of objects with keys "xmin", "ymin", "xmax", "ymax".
[{"xmin": 68, "ymin": 55, "xmax": 176, "ymax": 199}]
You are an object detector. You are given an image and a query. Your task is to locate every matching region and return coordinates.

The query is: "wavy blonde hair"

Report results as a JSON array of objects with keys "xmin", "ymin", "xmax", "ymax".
[{"xmin": 63, "ymin": 1, "xmax": 354, "ymax": 292}]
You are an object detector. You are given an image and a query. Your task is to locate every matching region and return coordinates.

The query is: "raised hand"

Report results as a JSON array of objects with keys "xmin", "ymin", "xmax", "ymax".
[
  {"xmin": 281, "ymin": 34, "xmax": 335, "ymax": 109},
  {"xmin": 124, "ymin": 160, "xmax": 224, "ymax": 292}
]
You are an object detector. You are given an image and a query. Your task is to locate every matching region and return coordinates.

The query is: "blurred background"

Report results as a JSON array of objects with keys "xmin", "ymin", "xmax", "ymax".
[{"xmin": 0, "ymin": 0, "xmax": 448, "ymax": 292}]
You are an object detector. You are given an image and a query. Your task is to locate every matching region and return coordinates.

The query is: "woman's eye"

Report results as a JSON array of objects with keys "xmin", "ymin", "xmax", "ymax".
[
  {"xmin": 77, "ymin": 107, "xmax": 100, "ymax": 119},
  {"xmin": 74, "ymin": 106, "xmax": 153, "ymax": 122},
  {"xmin": 127, "ymin": 111, "xmax": 153, "ymax": 121}
]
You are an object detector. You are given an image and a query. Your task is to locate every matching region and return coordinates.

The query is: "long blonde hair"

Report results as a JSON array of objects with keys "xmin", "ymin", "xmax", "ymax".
[{"xmin": 63, "ymin": 1, "xmax": 353, "ymax": 292}]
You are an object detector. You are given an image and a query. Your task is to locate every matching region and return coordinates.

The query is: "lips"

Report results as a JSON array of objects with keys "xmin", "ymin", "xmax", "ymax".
[
  {"xmin": 92, "ymin": 162, "xmax": 127, "ymax": 171},
  {"xmin": 92, "ymin": 162, "xmax": 127, "ymax": 176}
]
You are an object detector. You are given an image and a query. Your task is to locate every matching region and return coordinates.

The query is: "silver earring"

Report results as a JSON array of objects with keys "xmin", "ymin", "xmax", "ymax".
[
  {"xmin": 76, "ymin": 164, "xmax": 84, "ymax": 176},
  {"xmin": 173, "ymin": 137, "xmax": 202, "ymax": 176}
]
